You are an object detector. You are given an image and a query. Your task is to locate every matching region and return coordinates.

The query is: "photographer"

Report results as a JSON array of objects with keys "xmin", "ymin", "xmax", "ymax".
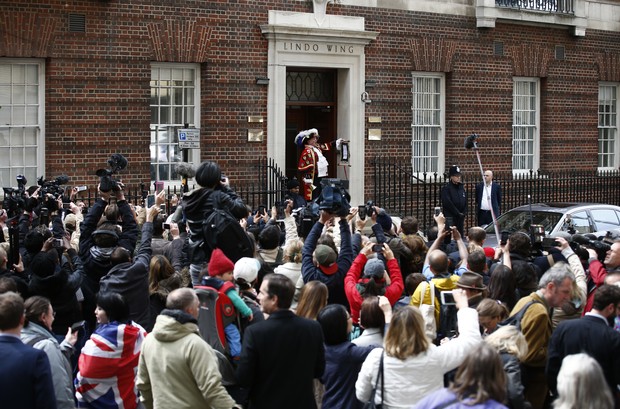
[
  {"xmin": 301, "ymin": 208, "xmax": 354, "ymax": 309},
  {"xmin": 181, "ymin": 161, "xmax": 248, "ymax": 285},
  {"xmin": 582, "ymin": 238, "xmax": 620, "ymax": 315},
  {"xmin": 78, "ymin": 182, "xmax": 139, "ymax": 297}
]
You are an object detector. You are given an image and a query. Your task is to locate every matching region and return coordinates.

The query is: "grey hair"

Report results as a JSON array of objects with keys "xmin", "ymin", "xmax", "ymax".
[
  {"xmin": 538, "ymin": 262, "xmax": 574, "ymax": 289},
  {"xmin": 553, "ymin": 353, "xmax": 614, "ymax": 409},
  {"xmin": 166, "ymin": 288, "xmax": 198, "ymax": 311},
  {"xmin": 484, "ymin": 325, "xmax": 528, "ymax": 361}
]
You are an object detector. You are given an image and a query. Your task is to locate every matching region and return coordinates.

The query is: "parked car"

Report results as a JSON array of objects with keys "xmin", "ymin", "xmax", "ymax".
[{"xmin": 482, "ymin": 202, "xmax": 620, "ymax": 247}]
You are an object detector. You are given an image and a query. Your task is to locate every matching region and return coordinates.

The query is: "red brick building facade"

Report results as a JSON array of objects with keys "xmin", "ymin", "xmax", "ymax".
[{"xmin": 1, "ymin": 0, "xmax": 619, "ymax": 205}]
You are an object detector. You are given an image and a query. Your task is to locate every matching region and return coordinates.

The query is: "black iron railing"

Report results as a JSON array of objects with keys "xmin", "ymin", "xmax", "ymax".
[
  {"xmin": 371, "ymin": 156, "xmax": 620, "ymax": 232},
  {"xmin": 495, "ymin": 0, "xmax": 574, "ymax": 14}
]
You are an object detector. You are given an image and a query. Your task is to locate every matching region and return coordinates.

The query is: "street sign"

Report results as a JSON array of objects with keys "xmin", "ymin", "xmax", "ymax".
[{"xmin": 177, "ymin": 128, "xmax": 200, "ymax": 149}]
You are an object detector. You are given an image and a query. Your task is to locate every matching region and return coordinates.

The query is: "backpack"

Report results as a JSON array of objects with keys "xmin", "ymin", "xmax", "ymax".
[
  {"xmin": 498, "ymin": 299, "xmax": 542, "ymax": 331},
  {"xmin": 417, "ymin": 281, "xmax": 437, "ymax": 341},
  {"xmin": 202, "ymin": 208, "xmax": 254, "ymax": 263},
  {"xmin": 195, "ymin": 284, "xmax": 238, "ymax": 357},
  {"xmin": 434, "ymin": 286, "xmax": 458, "ymax": 340}
]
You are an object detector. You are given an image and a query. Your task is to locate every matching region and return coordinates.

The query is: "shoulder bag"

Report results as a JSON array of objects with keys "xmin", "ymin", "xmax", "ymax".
[{"xmin": 362, "ymin": 351, "xmax": 384, "ymax": 409}]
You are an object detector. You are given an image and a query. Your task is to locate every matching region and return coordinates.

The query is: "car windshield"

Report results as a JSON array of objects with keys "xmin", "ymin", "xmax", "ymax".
[{"xmin": 484, "ymin": 210, "xmax": 563, "ymax": 236}]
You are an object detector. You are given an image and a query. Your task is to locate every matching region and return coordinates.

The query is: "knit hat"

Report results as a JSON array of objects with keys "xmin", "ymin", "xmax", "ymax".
[
  {"xmin": 233, "ymin": 257, "xmax": 261, "ymax": 283},
  {"xmin": 364, "ymin": 258, "xmax": 385, "ymax": 279},
  {"xmin": 30, "ymin": 251, "xmax": 59, "ymax": 278},
  {"xmin": 456, "ymin": 271, "xmax": 486, "ymax": 291},
  {"xmin": 208, "ymin": 248, "xmax": 235, "ymax": 277},
  {"xmin": 376, "ymin": 211, "xmax": 393, "ymax": 233},
  {"xmin": 314, "ymin": 244, "xmax": 338, "ymax": 275}
]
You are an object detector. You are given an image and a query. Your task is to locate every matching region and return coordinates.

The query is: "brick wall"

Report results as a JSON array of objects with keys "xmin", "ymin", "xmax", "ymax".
[{"xmin": 1, "ymin": 1, "xmax": 619, "ymax": 197}]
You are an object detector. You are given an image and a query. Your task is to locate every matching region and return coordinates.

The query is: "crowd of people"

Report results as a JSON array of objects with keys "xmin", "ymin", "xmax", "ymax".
[{"xmin": 0, "ymin": 159, "xmax": 619, "ymax": 409}]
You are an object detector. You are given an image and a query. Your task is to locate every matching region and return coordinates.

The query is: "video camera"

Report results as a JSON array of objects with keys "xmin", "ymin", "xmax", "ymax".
[
  {"xmin": 316, "ymin": 178, "xmax": 351, "ymax": 217},
  {"xmin": 2, "ymin": 174, "xmax": 29, "ymax": 219},
  {"xmin": 96, "ymin": 154, "xmax": 128, "ymax": 192},
  {"xmin": 571, "ymin": 234, "xmax": 612, "ymax": 263}
]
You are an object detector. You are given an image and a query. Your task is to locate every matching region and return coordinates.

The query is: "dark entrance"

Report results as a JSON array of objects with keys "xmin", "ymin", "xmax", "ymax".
[{"xmin": 285, "ymin": 69, "xmax": 337, "ymax": 185}]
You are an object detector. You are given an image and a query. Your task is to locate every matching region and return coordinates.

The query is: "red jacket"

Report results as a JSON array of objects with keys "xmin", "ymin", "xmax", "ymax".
[
  {"xmin": 583, "ymin": 259, "xmax": 607, "ymax": 315},
  {"xmin": 344, "ymin": 254, "xmax": 404, "ymax": 324}
]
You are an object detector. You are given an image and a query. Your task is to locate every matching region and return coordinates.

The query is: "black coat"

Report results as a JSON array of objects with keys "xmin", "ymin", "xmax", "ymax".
[
  {"xmin": 236, "ymin": 309, "xmax": 325, "ymax": 409},
  {"xmin": 546, "ymin": 314, "xmax": 620, "ymax": 398}
]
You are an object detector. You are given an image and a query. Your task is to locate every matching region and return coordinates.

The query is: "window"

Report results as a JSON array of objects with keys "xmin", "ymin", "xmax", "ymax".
[
  {"xmin": 512, "ymin": 78, "xmax": 540, "ymax": 173},
  {"xmin": 598, "ymin": 84, "xmax": 618, "ymax": 169},
  {"xmin": 411, "ymin": 73, "xmax": 444, "ymax": 174},
  {"xmin": 150, "ymin": 63, "xmax": 200, "ymax": 183},
  {"xmin": 0, "ymin": 60, "xmax": 44, "ymax": 187}
]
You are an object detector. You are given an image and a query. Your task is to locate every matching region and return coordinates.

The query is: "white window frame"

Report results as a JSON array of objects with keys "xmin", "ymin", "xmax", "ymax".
[
  {"xmin": 150, "ymin": 63, "xmax": 201, "ymax": 187},
  {"xmin": 0, "ymin": 58, "xmax": 45, "ymax": 190},
  {"xmin": 411, "ymin": 72, "xmax": 445, "ymax": 177},
  {"xmin": 598, "ymin": 82, "xmax": 618, "ymax": 170},
  {"xmin": 512, "ymin": 77, "xmax": 540, "ymax": 175}
]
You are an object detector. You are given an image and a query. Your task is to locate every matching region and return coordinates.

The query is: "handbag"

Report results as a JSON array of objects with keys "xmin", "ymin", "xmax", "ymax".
[
  {"xmin": 417, "ymin": 281, "xmax": 437, "ymax": 341},
  {"xmin": 362, "ymin": 351, "xmax": 384, "ymax": 409}
]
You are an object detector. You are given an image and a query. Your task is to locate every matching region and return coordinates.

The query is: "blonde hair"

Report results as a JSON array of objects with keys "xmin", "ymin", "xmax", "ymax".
[
  {"xmin": 384, "ymin": 306, "xmax": 429, "ymax": 360},
  {"xmin": 485, "ymin": 325, "xmax": 528, "ymax": 361},
  {"xmin": 284, "ymin": 239, "xmax": 303, "ymax": 264}
]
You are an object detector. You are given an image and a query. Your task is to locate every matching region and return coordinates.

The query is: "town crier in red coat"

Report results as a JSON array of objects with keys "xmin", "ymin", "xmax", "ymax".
[{"xmin": 296, "ymin": 128, "xmax": 334, "ymax": 201}]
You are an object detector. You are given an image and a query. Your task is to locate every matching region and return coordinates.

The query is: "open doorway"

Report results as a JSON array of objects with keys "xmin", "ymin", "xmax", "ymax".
[{"xmin": 285, "ymin": 69, "xmax": 337, "ymax": 185}]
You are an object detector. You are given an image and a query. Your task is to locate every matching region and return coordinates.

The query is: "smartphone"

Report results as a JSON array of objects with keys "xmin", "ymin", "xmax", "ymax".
[
  {"xmin": 154, "ymin": 181, "xmax": 164, "ymax": 193},
  {"xmin": 440, "ymin": 291, "xmax": 456, "ymax": 305},
  {"xmin": 75, "ymin": 185, "xmax": 88, "ymax": 192},
  {"xmin": 163, "ymin": 223, "xmax": 171, "ymax": 230},
  {"xmin": 62, "ymin": 202, "xmax": 71, "ymax": 209},
  {"xmin": 372, "ymin": 243, "xmax": 383, "ymax": 252},
  {"xmin": 541, "ymin": 237, "xmax": 560, "ymax": 248},
  {"xmin": 358, "ymin": 205, "xmax": 367, "ymax": 220},
  {"xmin": 52, "ymin": 238, "xmax": 63, "ymax": 248},
  {"xmin": 71, "ymin": 320, "xmax": 86, "ymax": 333},
  {"xmin": 500, "ymin": 231, "xmax": 510, "ymax": 246},
  {"xmin": 147, "ymin": 194, "xmax": 155, "ymax": 207},
  {"xmin": 257, "ymin": 205, "xmax": 266, "ymax": 215},
  {"xmin": 434, "ymin": 206, "xmax": 441, "ymax": 217},
  {"xmin": 159, "ymin": 204, "xmax": 166, "ymax": 213}
]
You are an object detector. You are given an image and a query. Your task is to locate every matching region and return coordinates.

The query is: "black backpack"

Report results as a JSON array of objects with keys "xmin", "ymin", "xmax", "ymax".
[
  {"xmin": 202, "ymin": 208, "xmax": 254, "ymax": 263},
  {"xmin": 498, "ymin": 299, "xmax": 542, "ymax": 331},
  {"xmin": 434, "ymin": 287, "xmax": 458, "ymax": 340}
]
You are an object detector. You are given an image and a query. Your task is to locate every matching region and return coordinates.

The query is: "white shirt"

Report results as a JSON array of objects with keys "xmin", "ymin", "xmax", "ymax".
[{"xmin": 481, "ymin": 182, "xmax": 493, "ymax": 211}]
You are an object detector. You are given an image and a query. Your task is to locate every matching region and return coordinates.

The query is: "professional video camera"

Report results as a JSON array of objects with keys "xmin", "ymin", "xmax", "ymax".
[
  {"xmin": 2, "ymin": 174, "xmax": 28, "ymax": 219},
  {"xmin": 316, "ymin": 178, "xmax": 351, "ymax": 217},
  {"xmin": 37, "ymin": 175, "xmax": 69, "ymax": 198},
  {"xmin": 292, "ymin": 202, "xmax": 319, "ymax": 239},
  {"xmin": 96, "ymin": 154, "xmax": 128, "ymax": 192},
  {"xmin": 571, "ymin": 233, "xmax": 612, "ymax": 263}
]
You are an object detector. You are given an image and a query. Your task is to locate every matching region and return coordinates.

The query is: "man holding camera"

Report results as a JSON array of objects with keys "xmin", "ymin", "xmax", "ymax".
[
  {"xmin": 301, "ymin": 209, "xmax": 354, "ymax": 308},
  {"xmin": 583, "ymin": 239, "xmax": 620, "ymax": 315}
]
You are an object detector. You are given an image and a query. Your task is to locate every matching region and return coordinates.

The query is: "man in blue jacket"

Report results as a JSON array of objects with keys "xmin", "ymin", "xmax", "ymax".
[
  {"xmin": 0, "ymin": 291, "xmax": 57, "ymax": 409},
  {"xmin": 301, "ymin": 209, "xmax": 353, "ymax": 308}
]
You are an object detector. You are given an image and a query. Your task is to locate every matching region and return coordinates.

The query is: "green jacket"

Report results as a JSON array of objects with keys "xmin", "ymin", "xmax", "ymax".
[{"xmin": 136, "ymin": 312, "xmax": 236, "ymax": 409}]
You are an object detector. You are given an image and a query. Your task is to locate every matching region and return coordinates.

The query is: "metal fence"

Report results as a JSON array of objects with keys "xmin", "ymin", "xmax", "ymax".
[
  {"xmin": 371, "ymin": 156, "xmax": 620, "ymax": 232},
  {"xmin": 71, "ymin": 158, "xmax": 289, "ymax": 215}
]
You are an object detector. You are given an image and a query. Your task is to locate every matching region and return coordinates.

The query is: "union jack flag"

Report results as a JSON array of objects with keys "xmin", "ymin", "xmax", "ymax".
[{"xmin": 75, "ymin": 322, "xmax": 147, "ymax": 409}]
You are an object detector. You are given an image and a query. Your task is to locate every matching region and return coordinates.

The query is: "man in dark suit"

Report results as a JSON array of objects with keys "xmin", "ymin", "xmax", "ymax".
[
  {"xmin": 475, "ymin": 170, "xmax": 501, "ymax": 226},
  {"xmin": 0, "ymin": 291, "xmax": 57, "ymax": 409},
  {"xmin": 237, "ymin": 273, "xmax": 325, "ymax": 409},
  {"xmin": 546, "ymin": 284, "xmax": 620, "ymax": 403}
]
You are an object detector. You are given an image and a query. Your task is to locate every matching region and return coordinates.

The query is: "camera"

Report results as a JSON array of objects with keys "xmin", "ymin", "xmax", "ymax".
[
  {"xmin": 571, "ymin": 234, "xmax": 611, "ymax": 262},
  {"xmin": 364, "ymin": 200, "xmax": 376, "ymax": 218},
  {"xmin": 95, "ymin": 153, "xmax": 128, "ymax": 192},
  {"xmin": 372, "ymin": 243, "xmax": 383, "ymax": 252},
  {"xmin": 541, "ymin": 237, "xmax": 560, "ymax": 249},
  {"xmin": 37, "ymin": 175, "xmax": 69, "ymax": 211},
  {"xmin": 317, "ymin": 179, "xmax": 351, "ymax": 217}
]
